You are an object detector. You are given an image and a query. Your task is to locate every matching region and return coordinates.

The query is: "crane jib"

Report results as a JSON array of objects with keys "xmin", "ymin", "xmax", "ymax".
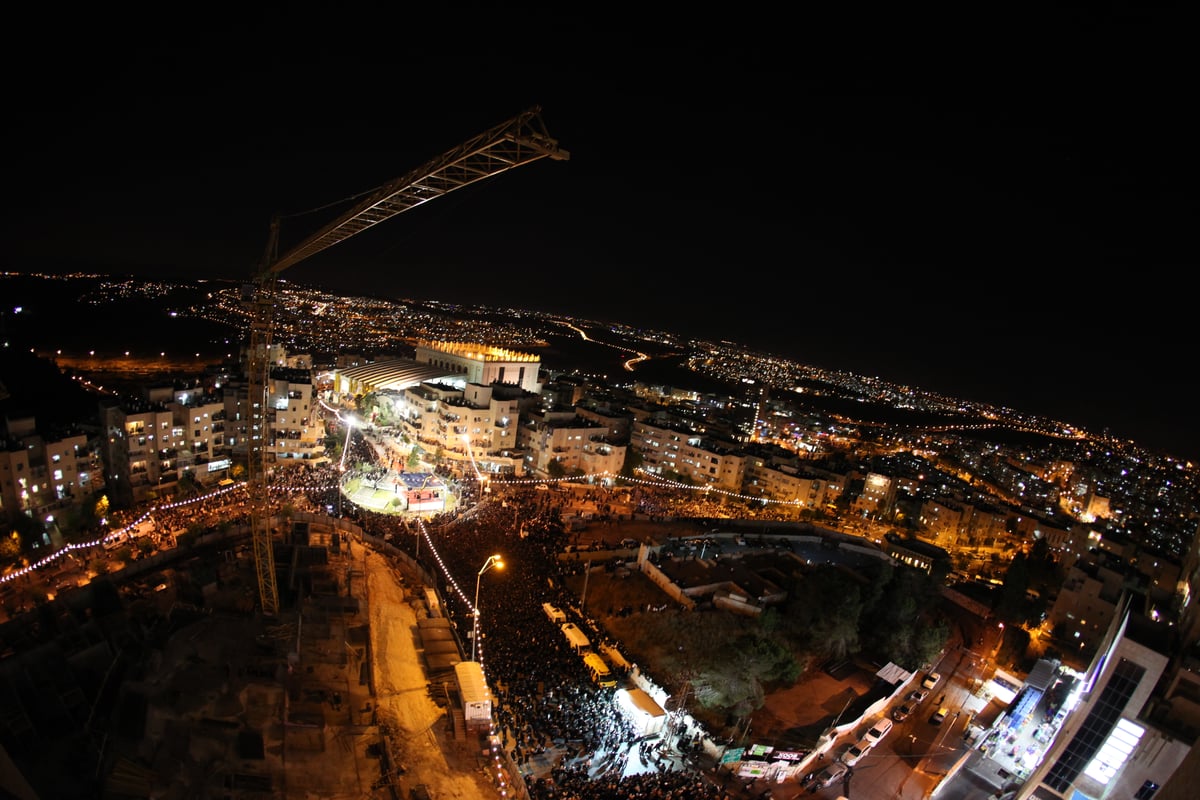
[{"xmin": 244, "ymin": 107, "xmax": 567, "ymax": 615}]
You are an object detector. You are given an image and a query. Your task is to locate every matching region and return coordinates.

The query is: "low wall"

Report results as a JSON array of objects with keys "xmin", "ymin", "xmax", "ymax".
[{"xmin": 638, "ymin": 559, "xmax": 696, "ymax": 610}]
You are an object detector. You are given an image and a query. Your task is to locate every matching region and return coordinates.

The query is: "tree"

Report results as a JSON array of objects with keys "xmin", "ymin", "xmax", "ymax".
[
  {"xmin": 785, "ymin": 564, "xmax": 865, "ymax": 657},
  {"xmin": 177, "ymin": 471, "xmax": 201, "ymax": 498},
  {"xmin": 55, "ymin": 495, "xmax": 105, "ymax": 542},
  {"xmin": 0, "ymin": 532, "xmax": 20, "ymax": 565},
  {"xmin": 997, "ymin": 553, "xmax": 1031, "ymax": 621},
  {"xmin": 915, "ymin": 619, "xmax": 951, "ymax": 665},
  {"xmin": 862, "ymin": 564, "xmax": 947, "ymax": 666},
  {"xmin": 815, "ymin": 613, "xmax": 861, "ymax": 661},
  {"xmin": 7, "ymin": 514, "xmax": 45, "ymax": 560}
]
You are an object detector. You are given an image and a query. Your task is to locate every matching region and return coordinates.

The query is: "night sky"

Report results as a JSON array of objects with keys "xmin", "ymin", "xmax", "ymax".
[{"xmin": 5, "ymin": 7, "xmax": 1195, "ymax": 462}]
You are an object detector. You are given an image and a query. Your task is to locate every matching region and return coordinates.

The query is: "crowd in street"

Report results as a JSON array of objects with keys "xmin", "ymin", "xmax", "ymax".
[
  {"xmin": 26, "ymin": 417, "xmax": 746, "ymax": 799},
  {"xmin": 335, "ymin": 438, "xmax": 736, "ymax": 798}
]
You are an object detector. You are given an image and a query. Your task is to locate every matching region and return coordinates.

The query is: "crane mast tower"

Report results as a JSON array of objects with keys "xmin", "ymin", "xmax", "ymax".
[{"xmin": 245, "ymin": 107, "xmax": 568, "ymax": 614}]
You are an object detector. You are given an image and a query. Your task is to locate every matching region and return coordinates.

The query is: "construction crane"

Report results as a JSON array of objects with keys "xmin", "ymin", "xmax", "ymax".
[{"xmin": 245, "ymin": 107, "xmax": 568, "ymax": 615}]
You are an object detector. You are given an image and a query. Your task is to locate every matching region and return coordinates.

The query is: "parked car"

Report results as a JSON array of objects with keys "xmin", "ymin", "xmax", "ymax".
[
  {"xmin": 907, "ymin": 688, "xmax": 930, "ymax": 704},
  {"xmin": 893, "ymin": 702, "xmax": 914, "ymax": 722},
  {"xmin": 841, "ymin": 737, "xmax": 873, "ymax": 766},
  {"xmin": 922, "ymin": 671, "xmax": 942, "ymax": 690},
  {"xmin": 929, "ymin": 707, "xmax": 950, "ymax": 725},
  {"xmin": 864, "ymin": 717, "xmax": 893, "ymax": 745},
  {"xmin": 816, "ymin": 760, "xmax": 849, "ymax": 788}
]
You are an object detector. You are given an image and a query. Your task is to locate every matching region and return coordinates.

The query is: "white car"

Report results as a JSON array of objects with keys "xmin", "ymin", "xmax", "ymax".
[
  {"xmin": 816, "ymin": 761, "xmax": 849, "ymax": 788},
  {"xmin": 864, "ymin": 717, "xmax": 893, "ymax": 745},
  {"xmin": 841, "ymin": 737, "xmax": 873, "ymax": 766},
  {"xmin": 922, "ymin": 671, "xmax": 942, "ymax": 690},
  {"xmin": 907, "ymin": 688, "xmax": 930, "ymax": 704}
]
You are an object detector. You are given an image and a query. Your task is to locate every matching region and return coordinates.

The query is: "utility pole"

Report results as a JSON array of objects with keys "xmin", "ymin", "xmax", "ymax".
[{"xmin": 580, "ymin": 562, "xmax": 591, "ymax": 611}]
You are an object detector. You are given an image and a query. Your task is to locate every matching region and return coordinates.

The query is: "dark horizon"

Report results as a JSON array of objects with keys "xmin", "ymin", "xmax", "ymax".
[{"xmin": 5, "ymin": 8, "xmax": 1195, "ymax": 465}]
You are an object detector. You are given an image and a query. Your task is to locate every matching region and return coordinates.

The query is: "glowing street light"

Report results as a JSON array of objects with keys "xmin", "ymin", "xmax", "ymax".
[
  {"xmin": 339, "ymin": 413, "xmax": 358, "ymax": 472},
  {"xmin": 472, "ymin": 554, "xmax": 504, "ymax": 662}
]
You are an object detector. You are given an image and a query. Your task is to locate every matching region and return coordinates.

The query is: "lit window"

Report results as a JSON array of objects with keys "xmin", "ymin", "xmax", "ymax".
[
  {"xmin": 1134, "ymin": 780, "xmax": 1160, "ymax": 800},
  {"xmin": 1083, "ymin": 718, "xmax": 1143, "ymax": 784}
]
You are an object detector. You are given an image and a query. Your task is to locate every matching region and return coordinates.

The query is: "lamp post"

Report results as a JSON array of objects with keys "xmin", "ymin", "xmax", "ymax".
[
  {"xmin": 472, "ymin": 554, "xmax": 504, "ymax": 662},
  {"xmin": 896, "ymin": 734, "xmax": 920, "ymax": 799},
  {"xmin": 339, "ymin": 413, "xmax": 356, "ymax": 472},
  {"xmin": 336, "ymin": 465, "xmax": 344, "ymax": 517}
]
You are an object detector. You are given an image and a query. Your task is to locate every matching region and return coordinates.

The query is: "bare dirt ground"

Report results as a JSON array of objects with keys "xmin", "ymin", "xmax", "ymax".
[
  {"xmin": 568, "ymin": 552, "xmax": 877, "ymax": 751},
  {"xmin": 360, "ymin": 540, "xmax": 503, "ymax": 800}
]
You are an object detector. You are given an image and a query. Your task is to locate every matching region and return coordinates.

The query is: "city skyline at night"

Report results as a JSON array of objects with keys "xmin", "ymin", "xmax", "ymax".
[{"xmin": 6, "ymin": 8, "xmax": 1194, "ymax": 463}]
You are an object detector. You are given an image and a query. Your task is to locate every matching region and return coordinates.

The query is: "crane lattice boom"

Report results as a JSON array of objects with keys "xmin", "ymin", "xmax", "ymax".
[{"xmin": 246, "ymin": 107, "xmax": 568, "ymax": 615}]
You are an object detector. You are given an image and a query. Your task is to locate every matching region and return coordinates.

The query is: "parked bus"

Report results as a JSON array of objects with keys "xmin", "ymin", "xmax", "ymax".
[
  {"xmin": 561, "ymin": 622, "xmax": 591, "ymax": 654},
  {"xmin": 582, "ymin": 651, "xmax": 617, "ymax": 688}
]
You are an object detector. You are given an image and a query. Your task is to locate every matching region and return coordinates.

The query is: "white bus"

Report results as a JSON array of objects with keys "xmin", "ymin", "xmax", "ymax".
[{"xmin": 561, "ymin": 622, "xmax": 591, "ymax": 654}]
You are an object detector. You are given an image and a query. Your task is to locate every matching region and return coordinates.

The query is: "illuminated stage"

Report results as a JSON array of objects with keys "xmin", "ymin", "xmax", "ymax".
[{"xmin": 340, "ymin": 471, "xmax": 452, "ymax": 516}]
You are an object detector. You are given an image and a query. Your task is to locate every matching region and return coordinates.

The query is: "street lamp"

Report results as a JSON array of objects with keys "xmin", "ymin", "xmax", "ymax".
[
  {"xmin": 472, "ymin": 554, "xmax": 504, "ymax": 661},
  {"xmin": 335, "ymin": 464, "xmax": 345, "ymax": 517},
  {"xmin": 339, "ymin": 414, "xmax": 356, "ymax": 472},
  {"xmin": 897, "ymin": 734, "xmax": 920, "ymax": 799}
]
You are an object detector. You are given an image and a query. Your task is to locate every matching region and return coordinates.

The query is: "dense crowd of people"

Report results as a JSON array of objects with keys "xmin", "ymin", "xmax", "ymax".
[
  {"xmin": 22, "ymin": 417, "xmax": 746, "ymax": 798},
  {"xmin": 333, "ymin": 428, "xmax": 737, "ymax": 799}
]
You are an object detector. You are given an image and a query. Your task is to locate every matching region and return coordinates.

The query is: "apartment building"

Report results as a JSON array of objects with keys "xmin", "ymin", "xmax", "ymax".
[
  {"xmin": 920, "ymin": 497, "xmax": 968, "ymax": 545},
  {"xmin": 629, "ymin": 417, "xmax": 745, "ymax": 491},
  {"xmin": 517, "ymin": 409, "xmax": 625, "ymax": 478},
  {"xmin": 264, "ymin": 367, "xmax": 326, "ymax": 466},
  {"xmin": 0, "ymin": 417, "xmax": 100, "ymax": 525},
  {"xmin": 852, "ymin": 471, "xmax": 898, "ymax": 519},
  {"xmin": 100, "ymin": 398, "xmax": 178, "ymax": 508},
  {"xmin": 390, "ymin": 381, "xmax": 533, "ymax": 477},
  {"xmin": 742, "ymin": 459, "xmax": 841, "ymax": 512},
  {"xmin": 166, "ymin": 387, "xmax": 228, "ymax": 479}
]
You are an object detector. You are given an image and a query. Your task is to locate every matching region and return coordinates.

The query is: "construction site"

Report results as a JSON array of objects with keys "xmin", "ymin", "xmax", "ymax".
[{"xmin": 0, "ymin": 514, "xmax": 505, "ymax": 800}]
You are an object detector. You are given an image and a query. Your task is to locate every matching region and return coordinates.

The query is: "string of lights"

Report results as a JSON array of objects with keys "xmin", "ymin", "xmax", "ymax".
[
  {"xmin": 4, "ymin": 455, "xmax": 814, "ymax": 590},
  {"xmin": 0, "ymin": 471, "xmax": 351, "ymax": 588},
  {"xmin": 487, "ymin": 468, "xmax": 806, "ymax": 509}
]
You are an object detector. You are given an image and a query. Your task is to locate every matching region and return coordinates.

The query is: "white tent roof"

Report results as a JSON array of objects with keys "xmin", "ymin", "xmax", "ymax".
[
  {"xmin": 335, "ymin": 358, "xmax": 459, "ymax": 393},
  {"xmin": 876, "ymin": 662, "xmax": 914, "ymax": 685},
  {"xmin": 621, "ymin": 687, "xmax": 666, "ymax": 718}
]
